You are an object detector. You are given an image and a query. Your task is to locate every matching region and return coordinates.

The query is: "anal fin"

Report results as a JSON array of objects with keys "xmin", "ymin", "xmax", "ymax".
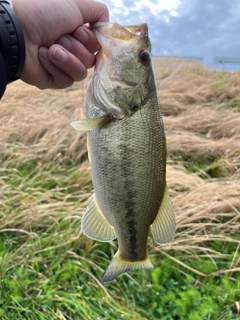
[
  {"xmin": 151, "ymin": 185, "xmax": 176, "ymax": 244},
  {"xmin": 81, "ymin": 194, "xmax": 116, "ymax": 242}
]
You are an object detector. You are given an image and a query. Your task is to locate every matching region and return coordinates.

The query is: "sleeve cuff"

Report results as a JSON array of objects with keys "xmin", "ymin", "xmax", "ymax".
[{"xmin": 0, "ymin": 0, "xmax": 25, "ymax": 84}]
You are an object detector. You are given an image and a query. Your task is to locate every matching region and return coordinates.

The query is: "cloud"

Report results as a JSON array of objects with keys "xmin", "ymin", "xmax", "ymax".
[{"xmin": 104, "ymin": 0, "xmax": 240, "ymax": 68}]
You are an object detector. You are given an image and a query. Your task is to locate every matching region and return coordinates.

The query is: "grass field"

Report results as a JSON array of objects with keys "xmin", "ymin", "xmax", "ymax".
[{"xmin": 0, "ymin": 59, "xmax": 239, "ymax": 319}]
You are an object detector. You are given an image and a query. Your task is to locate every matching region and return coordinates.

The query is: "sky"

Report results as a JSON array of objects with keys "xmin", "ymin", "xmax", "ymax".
[{"xmin": 103, "ymin": 0, "xmax": 240, "ymax": 70}]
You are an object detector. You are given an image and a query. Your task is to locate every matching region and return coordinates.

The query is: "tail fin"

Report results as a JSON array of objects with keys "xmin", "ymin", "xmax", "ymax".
[{"xmin": 102, "ymin": 251, "xmax": 154, "ymax": 283}]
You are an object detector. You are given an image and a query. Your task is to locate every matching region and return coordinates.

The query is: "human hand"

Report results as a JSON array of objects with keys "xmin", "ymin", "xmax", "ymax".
[{"xmin": 12, "ymin": 0, "xmax": 109, "ymax": 89}]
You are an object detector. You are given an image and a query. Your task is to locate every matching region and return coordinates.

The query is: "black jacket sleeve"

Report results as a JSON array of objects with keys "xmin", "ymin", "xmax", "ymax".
[
  {"xmin": 0, "ymin": 51, "xmax": 7, "ymax": 98},
  {"xmin": 0, "ymin": 1, "xmax": 25, "ymax": 99}
]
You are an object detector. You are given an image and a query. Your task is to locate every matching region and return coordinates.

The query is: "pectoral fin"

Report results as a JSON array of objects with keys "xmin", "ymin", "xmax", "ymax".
[
  {"xmin": 81, "ymin": 194, "xmax": 116, "ymax": 242},
  {"xmin": 70, "ymin": 116, "xmax": 109, "ymax": 131},
  {"xmin": 151, "ymin": 185, "xmax": 176, "ymax": 244}
]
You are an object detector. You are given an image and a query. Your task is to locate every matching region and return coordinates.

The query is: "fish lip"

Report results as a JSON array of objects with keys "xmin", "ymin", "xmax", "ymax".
[
  {"xmin": 91, "ymin": 22, "xmax": 149, "ymax": 37},
  {"xmin": 91, "ymin": 22, "xmax": 113, "ymax": 30},
  {"xmin": 91, "ymin": 22, "xmax": 149, "ymax": 55}
]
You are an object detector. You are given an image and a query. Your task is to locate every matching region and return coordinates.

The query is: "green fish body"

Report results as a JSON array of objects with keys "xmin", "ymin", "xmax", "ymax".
[{"xmin": 71, "ymin": 23, "xmax": 175, "ymax": 283}]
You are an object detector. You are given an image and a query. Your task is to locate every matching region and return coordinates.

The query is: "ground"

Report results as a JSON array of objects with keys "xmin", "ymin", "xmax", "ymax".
[{"xmin": 0, "ymin": 59, "xmax": 239, "ymax": 319}]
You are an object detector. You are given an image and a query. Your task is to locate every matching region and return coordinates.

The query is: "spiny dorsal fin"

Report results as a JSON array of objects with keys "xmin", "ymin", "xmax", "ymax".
[
  {"xmin": 81, "ymin": 194, "xmax": 116, "ymax": 242},
  {"xmin": 151, "ymin": 185, "xmax": 176, "ymax": 244}
]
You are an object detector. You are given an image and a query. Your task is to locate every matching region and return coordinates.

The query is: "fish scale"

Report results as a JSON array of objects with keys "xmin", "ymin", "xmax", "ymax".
[{"xmin": 71, "ymin": 22, "xmax": 176, "ymax": 283}]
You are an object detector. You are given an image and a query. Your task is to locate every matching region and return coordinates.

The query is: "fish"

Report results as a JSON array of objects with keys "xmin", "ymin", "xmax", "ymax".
[{"xmin": 71, "ymin": 22, "xmax": 176, "ymax": 283}]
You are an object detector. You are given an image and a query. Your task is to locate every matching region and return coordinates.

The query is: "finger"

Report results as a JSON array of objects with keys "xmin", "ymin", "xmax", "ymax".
[
  {"xmin": 48, "ymin": 44, "xmax": 88, "ymax": 81},
  {"xmin": 56, "ymin": 34, "xmax": 96, "ymax": 68},
  {"xmin": 39, "ymin": 46, "xmax": 74, "ymax": 89},
  {"xmin": 73, "ymin": 26, "xmax": 101, "ymax": 54},
  {"xmin": 78, "ymin": 0, "xmax": 109, "ymax": 23}
]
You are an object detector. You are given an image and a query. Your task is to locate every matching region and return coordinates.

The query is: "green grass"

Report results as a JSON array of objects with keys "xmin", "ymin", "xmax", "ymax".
[
  {"xmin": 0, "ymin": 162, "xmax": 239, "ymax": 319},
  {"xmin": 184, "ymin": 158, "xmax": 229, "ymax": 179}
]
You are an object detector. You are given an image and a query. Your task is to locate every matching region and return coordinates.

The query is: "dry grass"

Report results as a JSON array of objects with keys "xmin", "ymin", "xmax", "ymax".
[
  {"xmin": 0, "ymin": 59, "xmax": 239, "ymax": 280},
  {"xmin": 0, "ymin": 78, "xmax": 90, "ymax": 163}
]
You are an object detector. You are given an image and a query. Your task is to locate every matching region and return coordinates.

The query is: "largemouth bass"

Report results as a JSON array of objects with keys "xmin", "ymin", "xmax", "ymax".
[{"xmin": 71, "ymin": 22, "xmax": 175, "ymax": 283}]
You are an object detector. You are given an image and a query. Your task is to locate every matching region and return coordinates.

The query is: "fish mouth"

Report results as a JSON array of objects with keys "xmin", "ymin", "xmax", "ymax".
[
  {"xmin": 91, "ymin": 22, "xmax": 148, "ymax": 38},
  {"xmin": 91, "ymin": 22, "xmax": 149, "ymax": 57}
]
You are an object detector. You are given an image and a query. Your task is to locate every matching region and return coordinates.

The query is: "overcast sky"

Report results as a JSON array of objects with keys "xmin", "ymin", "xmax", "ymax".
[{"xmin": 103, "ymin": 0, "xmax": 240, "ymax": 70}]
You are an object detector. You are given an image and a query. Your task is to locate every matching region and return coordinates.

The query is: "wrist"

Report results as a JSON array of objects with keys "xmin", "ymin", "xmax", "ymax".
[{"xmin": 0, "ymin": 0, "xmax": 25, "ymax": 83}]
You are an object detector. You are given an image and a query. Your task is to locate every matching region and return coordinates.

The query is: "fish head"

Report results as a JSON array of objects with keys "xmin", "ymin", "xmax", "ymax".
[{"xmin": 91, "ymin": 22, "xmax": 154, "ymax": 119}]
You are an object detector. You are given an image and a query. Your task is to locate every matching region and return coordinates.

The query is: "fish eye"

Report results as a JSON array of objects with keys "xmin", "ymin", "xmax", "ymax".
[{"xmin": 139, "ymin": 50, "xmax": 150, "ymax": 63}]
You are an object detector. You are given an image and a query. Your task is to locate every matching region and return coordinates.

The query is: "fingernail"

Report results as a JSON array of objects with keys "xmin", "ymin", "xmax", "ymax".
[
  {"xmin": 39, "ymin": 47, "xmax": 48, "ymax": 60},
  {"xmin": 58, "ymin": 36, "xmax": 71, "ymax": 49},
  {"xmin": 80, "ymin": 29, "xmax": 89, "ymax": 44},
  {"xmin": 76, "ymin": 27, "xmax": 89, "ymax": 44},
  {"xmin": 53, "ymin": 47, "xmax": 67, "ymax": 62}
]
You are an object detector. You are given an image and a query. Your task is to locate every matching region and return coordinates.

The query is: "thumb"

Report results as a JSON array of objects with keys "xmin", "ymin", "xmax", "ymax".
[{"xmin": 75, "ymin": 0, "xmax": 109, "ymax": 24}]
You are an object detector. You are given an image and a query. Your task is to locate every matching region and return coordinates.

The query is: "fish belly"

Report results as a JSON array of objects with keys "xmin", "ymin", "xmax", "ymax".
[{"xmin": 87, "ymin": 95, "xmax": 166, "ymax": 262}]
